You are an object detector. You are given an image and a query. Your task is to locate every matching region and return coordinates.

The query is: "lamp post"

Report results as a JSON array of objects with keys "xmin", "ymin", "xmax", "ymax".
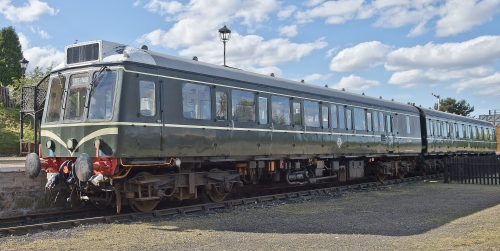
[
  {"xmin": 19, "ymin": 57, "xmax": 29, "ymax": 78},
  {"xmin": 218, "ymin": 25, "xmax": 231, "ymax": 66},
  {"xmin": 432, "ymin": 93, "xmax": 440, "ymax": 111}
]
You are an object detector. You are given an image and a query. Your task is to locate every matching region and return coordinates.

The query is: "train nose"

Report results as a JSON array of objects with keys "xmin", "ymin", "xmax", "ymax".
[{"xmin": 25, "ymin": 152, "xmax": 41, "ymax": 179}]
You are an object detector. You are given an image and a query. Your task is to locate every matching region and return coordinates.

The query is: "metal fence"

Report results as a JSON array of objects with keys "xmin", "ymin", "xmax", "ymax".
[{"xmin": 446, "ymin": 155, "xmax": 500, "ymax": 185}]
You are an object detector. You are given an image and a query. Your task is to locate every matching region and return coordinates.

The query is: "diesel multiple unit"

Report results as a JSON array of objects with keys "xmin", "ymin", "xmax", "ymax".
[{"xmin": 26, "ymin": 40, "xmax": 496, "ymax": 212}]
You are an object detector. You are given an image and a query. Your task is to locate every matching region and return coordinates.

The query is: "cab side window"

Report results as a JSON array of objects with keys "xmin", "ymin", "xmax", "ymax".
[{"xmin": 139, "ymin": 81, "xmax": 156, "ymax": 116}]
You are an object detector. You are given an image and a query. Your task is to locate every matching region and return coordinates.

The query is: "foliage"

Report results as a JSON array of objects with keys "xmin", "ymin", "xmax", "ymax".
[
  {"xmin": 0, "ymin": 26, "xmax": 23, "ymax": 87},
  {"xmin": 10, "ymin": 66, "xmax": 52, "ymax": 106},
  {"xmin": 0, "ymin": 106, "xmax": 34, "ymax": 156},
  {"xmin": 433, "ymin": 97, "xmax": 475, "ymax": 116}
]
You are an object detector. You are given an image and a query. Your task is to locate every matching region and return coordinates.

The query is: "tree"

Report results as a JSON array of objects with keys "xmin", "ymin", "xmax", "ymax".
[
  {"xmin": 0, "ymin": 26, "xmax": 24, "ymax": 87},
  {"xmin": 433, "ymin": 97, "xmax": 475, "ymax": 117}
]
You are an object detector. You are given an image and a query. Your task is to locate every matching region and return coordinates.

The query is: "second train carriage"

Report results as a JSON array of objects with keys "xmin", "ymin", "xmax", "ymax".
[{"xmin": 26, "ymin": 40, "xmax": 496, "ymax": 212}]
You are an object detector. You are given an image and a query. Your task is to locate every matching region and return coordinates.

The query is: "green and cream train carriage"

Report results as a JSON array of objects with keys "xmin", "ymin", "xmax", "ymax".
[{"xmin": 25, "ymin": 40, "xmax": 496, "ymax": 212}]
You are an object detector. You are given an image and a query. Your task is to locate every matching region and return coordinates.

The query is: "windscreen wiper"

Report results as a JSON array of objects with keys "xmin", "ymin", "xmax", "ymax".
[{"xmin": 85, "ymin": 66, "xmax": 108, "ymax": 109}]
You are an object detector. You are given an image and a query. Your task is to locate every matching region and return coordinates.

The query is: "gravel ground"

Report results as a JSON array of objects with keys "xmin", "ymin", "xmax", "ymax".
[{"xmin": 1, "ymin": 180, "xmax": 500, "ymax": 250}]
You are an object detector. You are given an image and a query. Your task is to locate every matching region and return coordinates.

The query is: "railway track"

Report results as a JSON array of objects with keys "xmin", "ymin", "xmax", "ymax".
[{"xmin": 0, "ymin": 174, "xmax": 441, "ymax": 237}]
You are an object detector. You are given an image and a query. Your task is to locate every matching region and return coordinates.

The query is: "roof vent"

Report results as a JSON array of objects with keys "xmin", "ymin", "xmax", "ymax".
[
  {"xmin": 192, "ymin": 56, "xmax": 198, "ymax": 61},
  {"xmin": 270, "ymin": 73, "xmax": 275, "ymax": 77},
  {"xmin": 362, "ymin": 92, "xmax": 365, "ymax": 95},
  {"xmin": 342, "ymin": 88, "xmax": 345, "ymax": 91},
  {"xmin": 301, "ymin": 79, "xmax": 304, "ymax": 83},
  {"xmin": 379, "ymin": 96, "xmax": 382, "ymax": 99},
  {"xmin": 141, "ymin": 45, "xmax": 148, "ymax": 50},
  {"xmin": 324, "ymin": 84, "xmax": 328, "ymax": 88}
]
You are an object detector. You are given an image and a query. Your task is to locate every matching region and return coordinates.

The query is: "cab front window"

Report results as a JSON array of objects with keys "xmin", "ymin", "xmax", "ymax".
[
  {"xmin": 64, "ymin": 73, "xmax": 89, "ymax": 121},
  {"xmin": 88, "ymin": 70, "xmax": 117, "ymax": 120}
]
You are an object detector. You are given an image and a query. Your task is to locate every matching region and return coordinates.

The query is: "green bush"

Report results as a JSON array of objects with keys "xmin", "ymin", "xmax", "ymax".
[{"xmin": 0, "ymin": 106, "xmax": 34, "ymax": 156}]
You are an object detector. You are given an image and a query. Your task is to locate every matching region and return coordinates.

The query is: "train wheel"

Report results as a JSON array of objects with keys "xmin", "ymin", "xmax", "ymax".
[
  {"xmin": 205, "ymin": 168, "xmax": 227, "ymax": 203},
  {"xmin": 128, "ymin": 172, "xmax": 160, "ymax": 212},
  {"xmin": 129, "ymin": 199, "xmax": 159, "ymax": 212},
  {"xmin": 377, "ymin": 173, "xmax": 386, "ymax": 181}
]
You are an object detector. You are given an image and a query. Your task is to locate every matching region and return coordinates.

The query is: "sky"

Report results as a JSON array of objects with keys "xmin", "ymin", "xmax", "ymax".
[{"xmin": 1, "ymin": 0, "xmax": 500, "ymax": 117}]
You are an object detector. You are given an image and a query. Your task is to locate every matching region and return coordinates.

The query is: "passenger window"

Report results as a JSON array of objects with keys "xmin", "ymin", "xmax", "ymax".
[
  {"xmin": 330, "ymin": 105, "xmax": 338, "ymax": 129},
  {"xmin": 346, "ymin": 109, "xmax": 352, "ymax": 130},
  {"xmin": 379, "ymin": 112, "xmax": 385, "ymax": 133},
  {"xmin": 373, "ymin": 111, "xmax": 379, "ymax": 132},
  {"xmin": 64, "ymin": 73, "xmax": 89, "ymax": 121},
  {"xmin": 386, "ymin": 115, "xmax": 392, "ymax": 133},
  {"xmin": 458, "ymin": 124, "xmax": 464, "ymax": 138},
  {"xmin": 338, "ymin": 106, "xmax": 345, "ymax": 129},
  {"xmin": 354, "ymin": 108, "xmax": 366, "ymax": 131},
  {"xmin": 322, "ymin": 105, "xmax": 329, "ymax": 128},
  {"xmin": 406, "ymin": 116, "xmax": 411, "ymax": 134},
  {"xmin": 366, "ymin": 112, "xmax": 372, "ymax": 132},
  {"xmin": 232, "ymin": 90, "xmax": 254, "ymax": 122},
  {"xmin": 216, "ymin": 91, "xmax": 227, "ymax": 120},
  {"xmin": 293, "ymin": 102, "xmax": 301, "ymax": 126},
  {"xmin": 304, "ymin": 101, "xmax": 319, "ymax": 127},
  {"xmin": 46, "ymin": 76, "xmax": 66, "ymax": 123},
  {"xmin": 436, "ymin": 121, "xmax": 442, "ymax": 136},
  {"xmin": 258, "ymin": 97, "xmax": 268, "ymax": 124},
  {"xmin": 271, "ymin": 96, "xmax": 290, "ymax": 125},
  {"xmin": 182, "ymin": 83, "xmax": 211, "ymax": 120}
]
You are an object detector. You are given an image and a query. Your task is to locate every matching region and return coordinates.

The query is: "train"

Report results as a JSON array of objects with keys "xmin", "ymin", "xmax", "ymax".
[{"xmin": 25, "ymin": 40, "xmax": 496, "ymax": 213}]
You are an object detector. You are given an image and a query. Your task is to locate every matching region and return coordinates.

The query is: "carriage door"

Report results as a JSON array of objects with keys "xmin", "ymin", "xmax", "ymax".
[
  {"xmin": 213, "ymin": 84, "xmax": 232, "ymax": 156},
  {"xmin": 386, "ymin": 114, "xmax": 395, "ymax": 153},
  {"xmin": 137, "ymin": 70, "xmax": 162, "ymax": 154}
]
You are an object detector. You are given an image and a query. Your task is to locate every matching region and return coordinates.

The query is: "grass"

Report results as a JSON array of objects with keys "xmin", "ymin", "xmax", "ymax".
[{"xmin": 0, "ymin": 105, "xmax": 34, "ymax": 156}]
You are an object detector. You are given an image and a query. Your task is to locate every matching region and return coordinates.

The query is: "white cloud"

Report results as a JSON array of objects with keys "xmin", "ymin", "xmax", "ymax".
[
  {"xmin": 330, "ymin": 41, "xmax": 390, "ymax": 72},
  {"xmin": 16, "ymin": 32, "xmax": 63, "ymax": 72},
  {"xmin": 0, "ymin": 0, "xmax": 57, "ymax": 23},
  {"xmin": 278, "ymin": 25, "xmax": 298, "ymax": 37},
  {"xmin": 296, "ymin": 0, "xmax": 364, "ymax": 24},
  {"xmin": 386, "ymin": 36, "xmax": 500, "ymax": 71},
  {"xmin": 436, "ymin": 0, "xmax": 500, "ymax": 37},
  {"xmin": 30, "ymin": 26, "xmax": 51, "ymax": 39},
  {"xmin": 133, "ymin": 0, "xmax": 141, "ymax": 7},
  {"xmin": 277, "ymin": 5, "xmax": 297, "ymax": 19},
  {"xmin": 331, "ymin": 74, "xmax": 380, "ymax": 91},
  {"xmin": 301, "ymin": 73, "xmax": 332, "ymax": 83},
  {"xmin": 144, "ymin": 0, "xmax": 183, "ymax": 15},
  {"xmin": 294, "ymin": 0, "xmax": 500, "ymax": 37},
  {"xmin": 450, "ymin": 72, "xmax": 500, "ymax": 94},
  {"xmin": 138, "ymin": 0, "xmax": 326, "ymax": 72}
]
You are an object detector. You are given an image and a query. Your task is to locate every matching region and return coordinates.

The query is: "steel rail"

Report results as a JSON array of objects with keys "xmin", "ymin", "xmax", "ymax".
[{"xmin": 0, "ymin": 174, "xmax": 441, "ymax": 237}]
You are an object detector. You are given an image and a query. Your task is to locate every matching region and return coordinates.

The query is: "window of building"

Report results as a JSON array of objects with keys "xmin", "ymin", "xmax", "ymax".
[
  {"xmin": 182, "ymin": 83, "xmax": 211, "ymax": 120},
  {"xmin": 271, "ymin": 96, "xmax": 290, "ymax": 125},
  {"xmin": 293, "ymin": 102, "xmax": 301, "ymax": 126},
  {"xmin": 89, "ymin": 70, "xmax": 116, "ymax": 120},
  {"xmin": 346, "ymin": 109, "xmax": 352, "ymax": 130},
  {"xmin": 46, "ymin": 76, "xmax": 66, "ymax": 123},
  {"xmin": 258, "ymin": 97, "xmax": 268, "ymax": 124},
  {"xmin": 216, "ymin": 91, "xmax": 227, "ymax": 120},
  {"xmin": 322, "ymin": 105, "xmax": 329, "ymax": 128},
  {"xmin": 338, "ymin": 106, "xmax": 345, "ymax": 129},
  {"xmin": 304, "ymin": 101, "xmax": 319, "ymax": 127},
  {"xmin": 330, "ymin": 105, "xmax": 338, "ymax": 129},
  {"xmin": 64, "ymin": 73, "xmax": 89, "ymax": 121},
  {"xmin": 354, "ymin": 108, "xmax": 366, "ymax": 131},
  {"xmin": 232, "ymin": 90, "xmax": 255, "ymax": 122}
]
